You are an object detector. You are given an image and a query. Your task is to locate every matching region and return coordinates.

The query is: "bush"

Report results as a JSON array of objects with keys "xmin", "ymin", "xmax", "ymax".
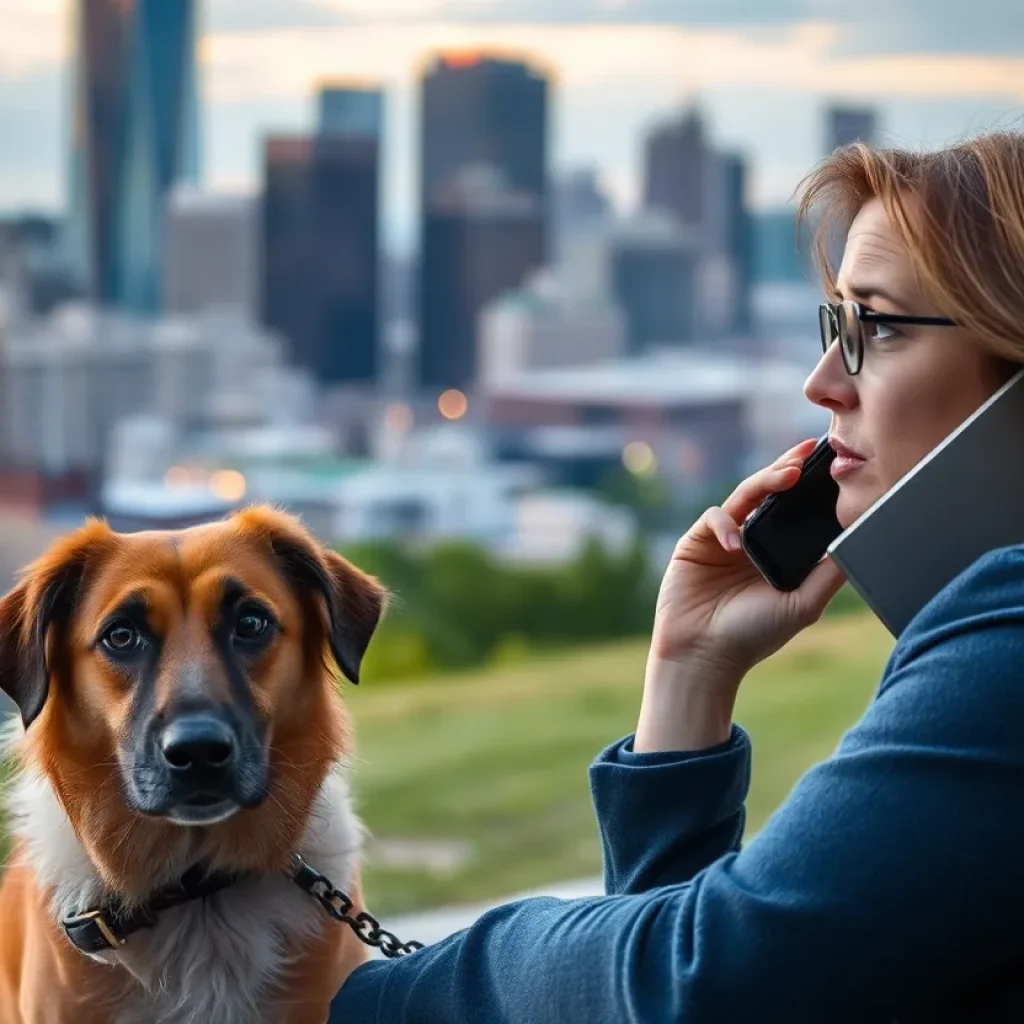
[
  {"xmin": 339, "ymin": 537, "xmax": 659, "ymax": 683},
  {"xmin": 340, "ymin": 536, "xmax": 868, "ymax": 685}
]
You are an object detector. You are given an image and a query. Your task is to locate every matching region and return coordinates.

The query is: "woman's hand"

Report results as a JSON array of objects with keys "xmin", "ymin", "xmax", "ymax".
[{"xmin": 636, "ymin": 438, "xmax": 847, "ymax": 753}]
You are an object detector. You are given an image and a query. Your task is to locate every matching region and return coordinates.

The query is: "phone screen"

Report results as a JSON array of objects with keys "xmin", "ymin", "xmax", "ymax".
[{"xmin": 741, "ymin": 439, "xmax": 843, "ymax": 591}]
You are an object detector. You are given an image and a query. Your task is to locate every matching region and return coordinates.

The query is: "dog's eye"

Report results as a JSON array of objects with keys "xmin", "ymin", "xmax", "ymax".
[
  {"xmin": 235, "ymin": 612, "xmax": 270, "ymax": 642},
  {"xmin": 102, "ymin": 623, "xmax": 140, "ymax": 652}
]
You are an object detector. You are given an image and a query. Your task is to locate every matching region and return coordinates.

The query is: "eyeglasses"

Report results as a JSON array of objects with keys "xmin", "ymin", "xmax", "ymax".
[{"xmin": 818, "ymin": 301, "xmax": 957, "ymax": 376}]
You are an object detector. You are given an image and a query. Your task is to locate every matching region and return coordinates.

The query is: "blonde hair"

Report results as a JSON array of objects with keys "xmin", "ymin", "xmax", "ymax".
[{"xmin": 796, "ymin": 131, "xmax": 1024, "ymax": 365}]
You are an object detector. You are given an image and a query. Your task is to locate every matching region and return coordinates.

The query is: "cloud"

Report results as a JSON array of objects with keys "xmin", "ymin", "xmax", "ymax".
[
  {"xmin": 297, "ymin": 0, "xmax": 1024, "ymax": 57},
  {"xmin": 0, "ymin": 0, "xmax": 70, "ymax": 75},
  {"xmin": 199, "ymin": 20, "xmax": 1024, "ymax": 105},
  {"xmin": 204, "ymin": 0, "xmax": 353, "ymax": 32}
]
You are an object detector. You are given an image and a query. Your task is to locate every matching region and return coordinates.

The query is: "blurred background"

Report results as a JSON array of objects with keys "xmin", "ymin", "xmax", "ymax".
[{"xmin": 0, "ymin": 0, "xmax": 1016, "ymax": 939}]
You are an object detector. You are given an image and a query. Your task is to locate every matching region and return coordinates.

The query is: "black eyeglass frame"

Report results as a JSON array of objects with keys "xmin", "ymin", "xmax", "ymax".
[{"xmin": 818, "ymin": 300, "xmax": 957, "ymax": 376}]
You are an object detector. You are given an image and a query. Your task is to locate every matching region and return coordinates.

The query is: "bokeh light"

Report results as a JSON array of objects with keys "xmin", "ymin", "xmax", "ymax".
[
  {"xmin": 622, "ymin": 441, "xmax": 657, "ymax": 476},
  {"xmin": 209, "ymin": 469, "xmax": 247, "ymax": 502},
  {"xmin": 438, "ymin": 389, "xmax": 468, "ymax": 421}
]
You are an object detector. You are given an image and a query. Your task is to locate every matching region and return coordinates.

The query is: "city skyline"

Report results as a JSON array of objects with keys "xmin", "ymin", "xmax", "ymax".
[{"xmin": 4, "ymin": 1, "xmax": 1024, "ymax": 254}]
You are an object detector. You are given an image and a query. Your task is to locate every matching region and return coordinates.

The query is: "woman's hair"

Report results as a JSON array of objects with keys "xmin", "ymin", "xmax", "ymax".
[{"xmin": 796, "ymin": 131, "xmax": 1024, "ymax": 364}]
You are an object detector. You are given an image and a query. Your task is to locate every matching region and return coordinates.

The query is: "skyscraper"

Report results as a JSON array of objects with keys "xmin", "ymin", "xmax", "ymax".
[
  {"xmin": 319, "ymin": 84, "xmax": 384, "ymax": 138},
  {"xmin": 420, "ymin": 54, "xmax": 549, "ymax": 213},
  {"xmin": 418, "ymin": 53, "xmax": 550, "ymax": 392},
  {"xmin": 261, "ymin": 85, "xmax": 383, "ymax": 386},
  {"xmin": 420, "ymin": 168, "xmax": 545, "ymax": 390},
  {"xmin": 643, "ymin": 108, "xmax": 754, "ymax": 338},
  {"xmin": 643, "ymin": 108, "xmax": 708, "ymax": 233},
  {"xmin": 826, "ymin": 104, "xmax": 878, "ymax": 153},
  {"xmin": 718, "ymin": 152, "xmax": 755, "ymax": 334},
  {"xmin": 66, "ymin": 0, "xmax": 199, "ymax": 314}
]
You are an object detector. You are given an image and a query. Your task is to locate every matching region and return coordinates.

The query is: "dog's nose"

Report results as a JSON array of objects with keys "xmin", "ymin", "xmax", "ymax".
[{"xmin": 160, "ymin": 714, "xmax": 238, "ymax": 775}]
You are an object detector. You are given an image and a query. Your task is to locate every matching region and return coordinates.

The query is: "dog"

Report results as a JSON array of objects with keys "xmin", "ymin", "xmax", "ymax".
[{"xmin": 0, "ymin": 505, "xmax": 388, "ymax": 1023}]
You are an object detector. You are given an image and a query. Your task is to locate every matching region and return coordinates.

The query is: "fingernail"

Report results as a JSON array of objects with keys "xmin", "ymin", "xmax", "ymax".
[{"xmin": 726, "ymin": 533, "xmax": 742, "ymax": 551}]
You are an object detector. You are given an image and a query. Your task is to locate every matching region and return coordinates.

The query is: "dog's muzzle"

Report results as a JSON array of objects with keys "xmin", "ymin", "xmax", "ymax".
[{"xmin": 127, "ymin": 710, "xmax": 267, "ymax": 825}]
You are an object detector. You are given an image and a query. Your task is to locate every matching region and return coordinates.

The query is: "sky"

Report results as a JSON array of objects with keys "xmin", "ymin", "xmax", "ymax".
[{"xmin": 2, "ymin": 0, "xmax": 1024, "ymax": 254}]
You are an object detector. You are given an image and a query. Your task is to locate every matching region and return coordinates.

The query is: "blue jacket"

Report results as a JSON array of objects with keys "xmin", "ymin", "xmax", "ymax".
[{"xmin": 330, "ymin": 545, "xmax": 1024, "ymax": 1023}]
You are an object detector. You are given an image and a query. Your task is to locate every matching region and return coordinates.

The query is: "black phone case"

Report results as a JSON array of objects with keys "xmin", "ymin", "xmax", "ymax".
[{"xmin": 740, "ymin": 438, "xmax": 837, "ymax": 591}]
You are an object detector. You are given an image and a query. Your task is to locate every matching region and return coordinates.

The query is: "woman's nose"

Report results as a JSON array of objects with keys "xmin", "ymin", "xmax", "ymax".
[{"xmin": 804, "ymin": 343, "xmax": 858, "ymax": 411}]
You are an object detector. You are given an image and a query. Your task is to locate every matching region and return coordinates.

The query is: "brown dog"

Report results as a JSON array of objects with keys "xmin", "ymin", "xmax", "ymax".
[{"xmin": 0, "ymin": 505, "xmax": 387, "ymax": 1023}]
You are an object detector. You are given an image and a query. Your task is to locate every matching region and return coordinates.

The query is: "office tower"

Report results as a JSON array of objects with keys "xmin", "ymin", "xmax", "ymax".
[
  {"xmin": 420, "ymin": 53, "xmax": 548, "ymax": 213},
  {"xmin": 66, "ymin": 0, "xmax": 199, "ymax": 314},
  {"xmin": 420, "ymin": 168, "xmax": 545, "ymax": 390},
  {"xmin": 826, "ymin": 104, "xmax": 877, "ymax": 153},
  {"xmin": 261, "ymin": 85, "xmax": 382, "ymax": 385},
  {"xmin": 718, "ymin": 152, "xmax": 755, "ymax": 334},
  {"xmin": 564, "ymin": 213, "xmax": 700, "ymax": 355},
  {"xmin": 643, "ymin": 108, "xmax": 708, "ymax": 233},
  {"xmin": 418, "ymin": 53, "xmax": 550, "ymax": 391},
  {"xmin": 552, "ymin": 168, "xmax": 613, "ymax": 261},
  {"xmin": 163, "ymin": 189, "xmax": 257, "ymax": 319},
  {"xmin": 753, "ymin": 208, "xmax": 813, "ymax": 285},
  {"xmin": 319, "ymin": 85, "xmax": 384, "ymax": 138}
]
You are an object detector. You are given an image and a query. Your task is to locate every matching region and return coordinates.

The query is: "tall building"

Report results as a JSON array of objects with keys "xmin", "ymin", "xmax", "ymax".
[
  {"xmin": 611, "ymin": 216, "xmax": 700, "ymax": 353},
  {"xmin": 826, "ymin": 104, "xmax": 877, "ymax": 153},
  {"xmin": 419, "ymin": 168, "xmax": 545, "ymax": 391},
  {"xmin": 163, "ymin": 189, "xmax": 257, "ymax": 319},
  {"xmin": 564, "ymin": 213, "xmax": 700, "ymax": 355},
  {"xmin": 643, "ymin": 108, "xmax": 708, "ymax": 233},
  {"xmin": 418, "ymin": 53, "xmax": 550, "ymax": 392},
  {"xmin": 644, "ymin": 108, "xmax": 754, "ymax": 337},
  {"xmin": 66, "ymin": 0, "xmax": 199, "ymax": 315},
  {"xmin": 319, "ymin": 85, "xmax": 384, "ymax": 138},
  {"xmin": 552, "ymin": 168, "xmax": 613, "ymax": 262},
  {"xmin": 261, "ymin": 85, "xmax": 382, "ymax": 386},
  {"xmin": 718, "ymin": 152, "xmax": 755, "ymax": 334},
  {"xmin": 752, "ymin": 208, "xmax": 814, "ymax": 285},
  {"xmin": 420, "ymin": 53, "xmax": 549, "ymax": 213}
]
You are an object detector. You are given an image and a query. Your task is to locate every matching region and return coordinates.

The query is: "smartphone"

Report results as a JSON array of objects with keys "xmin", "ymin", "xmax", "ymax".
[{"xmin": 740, "ymin": 436, "xmax": 843, "ymax": 591}]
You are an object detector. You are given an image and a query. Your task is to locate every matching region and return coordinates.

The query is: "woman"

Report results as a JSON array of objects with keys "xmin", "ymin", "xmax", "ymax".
[{"xmin": 331, "ymin": 132, "xmax": 1024, "ymax": 1022}]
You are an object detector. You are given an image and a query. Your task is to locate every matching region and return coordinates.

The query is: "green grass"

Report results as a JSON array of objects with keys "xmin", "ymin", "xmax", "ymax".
[{"xmin": 348, "ymin": 612, "xmax": 896, "ymax": 915}]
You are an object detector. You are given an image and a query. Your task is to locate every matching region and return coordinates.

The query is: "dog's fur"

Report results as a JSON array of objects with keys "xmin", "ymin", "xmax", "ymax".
[{"xmin": 0, "ymin": 506, "xmax": 386, "ymax": 1023}]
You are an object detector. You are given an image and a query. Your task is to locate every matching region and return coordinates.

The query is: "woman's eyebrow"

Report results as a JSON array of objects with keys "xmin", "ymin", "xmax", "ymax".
[{"xmin": 839, "ymin": 281, "xmax": 907, "ymax": 311}]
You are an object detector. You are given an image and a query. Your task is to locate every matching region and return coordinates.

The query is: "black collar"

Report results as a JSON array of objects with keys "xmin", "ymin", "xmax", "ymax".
[{"xmin": 62, "ymin": 862, "xmax": 244, "ymax": 956}]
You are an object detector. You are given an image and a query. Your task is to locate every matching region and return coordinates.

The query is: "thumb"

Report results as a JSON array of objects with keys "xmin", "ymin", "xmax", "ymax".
[{"xmin": 795, "ymin": 556, "xmax": 847, "ymax": 621}]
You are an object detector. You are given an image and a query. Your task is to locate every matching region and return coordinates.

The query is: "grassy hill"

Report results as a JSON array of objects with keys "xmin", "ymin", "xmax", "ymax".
[{"xmin": 348, "ymin": 611, "xmax": 896, "ymax": 915}]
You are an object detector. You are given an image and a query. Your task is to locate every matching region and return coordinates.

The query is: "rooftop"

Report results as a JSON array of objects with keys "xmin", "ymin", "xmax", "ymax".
[{"xmin": 486, "ymin": 347, "xmax": 810, "ymax": 407}]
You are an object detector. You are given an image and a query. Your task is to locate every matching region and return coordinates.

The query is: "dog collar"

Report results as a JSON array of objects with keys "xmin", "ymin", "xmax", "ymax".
[{"xmin": 62, "ymin": 862, "xmax": 244, "ymax": 955}]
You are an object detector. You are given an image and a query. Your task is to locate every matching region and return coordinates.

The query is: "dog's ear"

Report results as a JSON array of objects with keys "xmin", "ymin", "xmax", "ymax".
[
  {"xmin": 0, "ymin": 520, "xmax": 113, "ymax": 728},
  {"xmin": 236, "ymin": 506, "xmax": 387, "ymax": 685}
]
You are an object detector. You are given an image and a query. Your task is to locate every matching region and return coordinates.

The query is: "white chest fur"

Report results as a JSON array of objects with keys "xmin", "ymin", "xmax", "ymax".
[{"xmin": 5, "ymin": 762, "xmax": 363, "ymax": 1024}]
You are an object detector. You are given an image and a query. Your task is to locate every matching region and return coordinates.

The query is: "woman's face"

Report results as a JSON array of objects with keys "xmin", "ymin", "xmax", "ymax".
[{"xmin": 803, "ymin": 197, "xmax": 1012, "ymax": 528}]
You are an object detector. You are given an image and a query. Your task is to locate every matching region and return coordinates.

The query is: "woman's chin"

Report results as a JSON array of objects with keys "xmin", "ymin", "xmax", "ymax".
[{"xmin": 835, "ymin": 488, "xmax": 873, "ymax": 531}]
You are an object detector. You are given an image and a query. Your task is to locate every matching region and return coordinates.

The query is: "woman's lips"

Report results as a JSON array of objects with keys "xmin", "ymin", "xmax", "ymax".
[{"xmin": 828, "ymin": 438, "xmax": 866, "ymax": 479}]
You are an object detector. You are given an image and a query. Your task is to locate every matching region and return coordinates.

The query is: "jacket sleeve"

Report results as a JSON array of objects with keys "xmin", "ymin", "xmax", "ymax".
[
  {"xmin": 589, "ymin": 725, "xmax": 751, "ymax": 894},
  {"xmin": 330, "ymin": 545, "xmax": 1024, "ymax": 1024}
]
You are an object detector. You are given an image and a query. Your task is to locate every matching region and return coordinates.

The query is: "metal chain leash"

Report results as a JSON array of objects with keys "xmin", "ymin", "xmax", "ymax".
[{"xmin": 288, "ymin": 854, "xmax": 425, "ymax": 960}]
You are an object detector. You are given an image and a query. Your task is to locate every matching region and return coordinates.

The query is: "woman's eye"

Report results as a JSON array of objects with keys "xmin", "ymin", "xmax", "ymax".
[
  {"xmin": 869, "ymin": 321, "xmax": 902, "ymax": 342},
  {"xmin": 101, "ymin": 623, "xmax": 140, "ymax": 652}
]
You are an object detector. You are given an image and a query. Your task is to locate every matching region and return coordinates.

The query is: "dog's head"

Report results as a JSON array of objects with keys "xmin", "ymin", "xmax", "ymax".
[{"xmin": 0, "ymin": 506, "xmax": 384, "ymax": 848}]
